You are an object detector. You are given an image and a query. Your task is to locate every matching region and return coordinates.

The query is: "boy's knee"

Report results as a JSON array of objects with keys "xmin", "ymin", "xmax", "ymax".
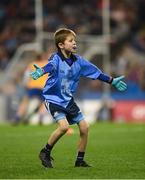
[
  {"xmin": 59, "ymin": 124, "xmax": 69, "ymax": 133},
  {"xmin": 80, "ymin": 124, "xmax": 89, "ymax": 135}
]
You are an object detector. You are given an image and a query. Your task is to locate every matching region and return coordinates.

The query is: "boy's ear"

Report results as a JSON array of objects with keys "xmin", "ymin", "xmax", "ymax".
[{"xmin": 58, "ymin": 42, "xmax": 64, "ymax": 49}]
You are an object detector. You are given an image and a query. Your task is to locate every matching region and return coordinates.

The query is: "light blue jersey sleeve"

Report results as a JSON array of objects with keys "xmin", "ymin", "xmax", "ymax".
[{"xmin": 79, "ymin": 57, "xmax": 102, "ymax": 79}]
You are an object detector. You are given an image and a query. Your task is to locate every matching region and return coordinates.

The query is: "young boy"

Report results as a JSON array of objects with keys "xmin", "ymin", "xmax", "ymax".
[{"xmin": 30, "ymin": 28, "xmax": 127, "ymax": 168}]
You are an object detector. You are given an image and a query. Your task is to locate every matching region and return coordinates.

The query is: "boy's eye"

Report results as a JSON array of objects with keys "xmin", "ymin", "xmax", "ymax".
[{"xmin": 70, "ymin": 39, "xmax": 76, "ymax": 42}]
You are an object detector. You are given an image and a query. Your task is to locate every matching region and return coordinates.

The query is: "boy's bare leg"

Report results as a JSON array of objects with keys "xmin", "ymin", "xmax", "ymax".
[
  {"xmin": 75, "ymin": 120, "xmax": 91, "ymax": 167},
  {"xmin": 77, "ymin": 120, "xmax": 89, "ymax": 152},
  {"xmin": 48, "ymin": 119, "xmax": 69, "ymax": 146},
  {"xmin": 39, "ymin": 118, "xmax": 69, "ymax": 168}
]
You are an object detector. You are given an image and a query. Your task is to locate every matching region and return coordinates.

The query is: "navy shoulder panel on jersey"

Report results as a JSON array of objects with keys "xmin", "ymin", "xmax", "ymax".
[{"xmin": 48, "ymin": 52, "xmax": 57, "ymax": 62}]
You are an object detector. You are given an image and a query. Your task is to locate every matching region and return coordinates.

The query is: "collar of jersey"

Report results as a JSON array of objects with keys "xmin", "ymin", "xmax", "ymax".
[{"xmin": 57, "ymin": 50, "xmax": 77, "ymax": 62}]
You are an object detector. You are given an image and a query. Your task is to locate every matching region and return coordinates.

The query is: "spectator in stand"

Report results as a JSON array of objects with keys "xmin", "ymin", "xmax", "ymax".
[{"xmin": 0, "ymin": 45, "xmax": 9, "ymax": 71}]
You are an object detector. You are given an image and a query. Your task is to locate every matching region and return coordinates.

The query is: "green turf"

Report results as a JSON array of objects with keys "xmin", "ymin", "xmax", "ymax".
[{"xmin": 0, "ymin": 123, "xmax": 145, "ymax": 179}]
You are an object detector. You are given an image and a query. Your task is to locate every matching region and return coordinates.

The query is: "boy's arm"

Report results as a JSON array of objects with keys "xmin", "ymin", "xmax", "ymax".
[
  {"xmin": 80, "ymin": 57, "xmax": 127, "ymax": 91},
  {"xmin": 98, "ymin": 73, "xmax": 127, "ymax": 91},
  {"xmin": 30, "ymin": 63, "xmax": 53, "ymax": 80}
]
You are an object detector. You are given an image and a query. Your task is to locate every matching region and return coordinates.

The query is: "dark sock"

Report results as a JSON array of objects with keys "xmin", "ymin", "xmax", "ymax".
[
  {"xmin": 45, "ymin": 143, "xmax": 53, "ymax": 155},
  {"xmin": 76, "ymin": 151, "xmax": 85, "ymax": 161}
]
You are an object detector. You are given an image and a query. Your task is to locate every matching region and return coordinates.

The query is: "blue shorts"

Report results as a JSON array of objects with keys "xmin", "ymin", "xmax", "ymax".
[
  {"xmin": 26, "ymin": 88, "xmax": 44, "ymax": 101},
  {"xmin": 45, "ymin": 99, "xmax": 84, "ymax": 125}
]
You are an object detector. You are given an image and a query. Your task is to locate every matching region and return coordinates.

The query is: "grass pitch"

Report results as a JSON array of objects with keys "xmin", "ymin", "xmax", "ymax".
[{"xmin": 0, "ymin": 123, "xmax": 145, "ymax": 179}]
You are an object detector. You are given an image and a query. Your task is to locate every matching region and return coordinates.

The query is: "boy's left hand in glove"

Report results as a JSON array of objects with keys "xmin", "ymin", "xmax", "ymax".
[{"xmin": 111, "ymin": 75, "xmax": 127, "ymax": 91}]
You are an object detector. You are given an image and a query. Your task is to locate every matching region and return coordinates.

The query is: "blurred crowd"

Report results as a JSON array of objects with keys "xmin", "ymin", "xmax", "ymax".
[
  {"xmin": 110, "ymin": 0, "xmax": 145, "ymax": 93},
  {"xmin": 0, "ymin": 0, "xmax": 145, "ymax": 93}
]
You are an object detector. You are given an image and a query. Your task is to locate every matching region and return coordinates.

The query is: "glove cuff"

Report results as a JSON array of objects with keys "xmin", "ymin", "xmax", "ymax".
[{"xmin": 41, "ymin": 68, "xmax": 45, "ymax": 74}]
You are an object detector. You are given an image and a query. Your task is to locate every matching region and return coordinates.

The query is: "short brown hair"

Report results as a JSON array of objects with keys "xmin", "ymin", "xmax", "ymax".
[{"xmin": 54, "ymin": 28, "xmax": 76, "ymax": 49}]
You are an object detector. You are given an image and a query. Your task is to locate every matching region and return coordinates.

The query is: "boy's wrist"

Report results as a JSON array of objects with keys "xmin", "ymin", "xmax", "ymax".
[
  {"xmin": 41, "ymin": 68, "xmax": 45, "ymax": 74},
  {"xmin": 98, "ymin": 73, "xmax": 113, "ymax": 84},
  {"xmin": 109, "ymin": 77, "xmax": 113, "ymax": 84}
]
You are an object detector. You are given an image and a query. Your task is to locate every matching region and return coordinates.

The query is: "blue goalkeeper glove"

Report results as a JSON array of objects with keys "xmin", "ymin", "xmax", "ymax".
[
  {"xmin": 111, "ymin": 75, "xmax": 127, "ymax": 91},
  {"xmin": 30, "ymin": 64, "xmax": 44, "ymax": 80}
]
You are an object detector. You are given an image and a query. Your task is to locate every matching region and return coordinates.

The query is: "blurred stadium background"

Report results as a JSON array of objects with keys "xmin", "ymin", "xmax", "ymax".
[
  {"xmin": 0, "ymin": 0, "xmax": 145, "ymax": 124},
  {"xmin": 0, "ymin": 1, "xmax": 145, "ymax": 179}
]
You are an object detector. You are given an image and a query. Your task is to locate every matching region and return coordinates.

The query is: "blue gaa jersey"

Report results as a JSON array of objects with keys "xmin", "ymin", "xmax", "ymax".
[{"xmin": 43, "ymin": 51, "xmax": 102, "ymax": 107}]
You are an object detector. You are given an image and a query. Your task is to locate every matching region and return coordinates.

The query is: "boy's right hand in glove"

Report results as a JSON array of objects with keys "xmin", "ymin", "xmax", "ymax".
[
  {"xmin": 30, "ymin": 64, "xmax": 44, "ymax": 80},
  {"xmin": 111, "ymin": 75, "xmax": 127, "ymax": 91}
]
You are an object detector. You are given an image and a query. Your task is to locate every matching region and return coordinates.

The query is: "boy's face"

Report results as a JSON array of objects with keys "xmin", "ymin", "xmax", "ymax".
[{"xmin": 58, "ymin": 34, "xmax": 77, "ymax": 53}]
